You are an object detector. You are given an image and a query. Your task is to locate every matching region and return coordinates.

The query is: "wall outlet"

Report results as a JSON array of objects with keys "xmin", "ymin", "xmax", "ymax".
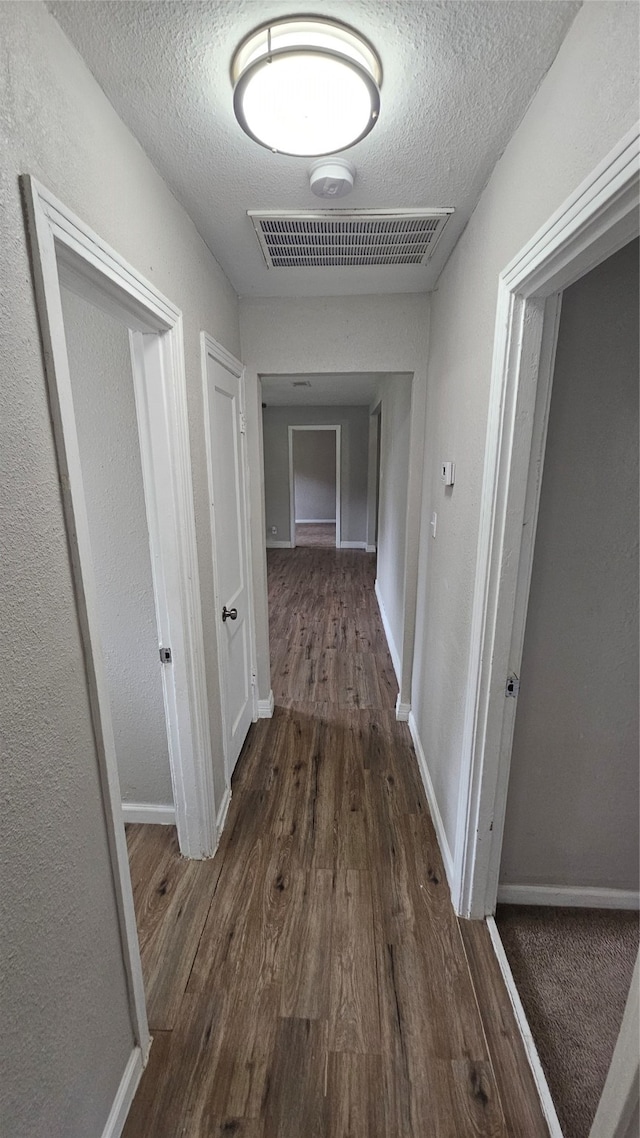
[{"xmin": 271, "ymin": 526, "xmax": 277, "ymax": 535}]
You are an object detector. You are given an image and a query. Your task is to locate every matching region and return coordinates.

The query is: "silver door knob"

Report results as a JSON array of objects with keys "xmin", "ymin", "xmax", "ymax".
[{"xmin": 222, "ymin": 606, "xmax": 238, "ymax": 622}]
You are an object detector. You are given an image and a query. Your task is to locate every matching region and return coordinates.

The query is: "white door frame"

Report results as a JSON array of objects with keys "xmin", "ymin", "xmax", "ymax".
[
  {"xmin": 455, "ymin": 126, "xmax": 640, "ymax": 919},
  {"xmin": 288, "ymin": 424, "xmax": 341, "ymax": 548},
  {"xmin": 22, "ymin": 177, "xmax": 220, "ymax": 1059},
  {"xmin": 201, "ymin": 331, "xmax": 259, "ymax": 791}
]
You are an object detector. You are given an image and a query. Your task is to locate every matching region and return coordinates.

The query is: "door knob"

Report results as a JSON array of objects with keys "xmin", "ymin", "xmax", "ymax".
[{"xmin": 222, "ymin": 606, "xmax": 238, "ymax": 622}]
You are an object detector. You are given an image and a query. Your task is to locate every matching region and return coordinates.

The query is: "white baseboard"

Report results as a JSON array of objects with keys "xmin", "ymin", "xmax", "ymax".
[
  {"xmin": 486, "ymin": 917, "xmax": 564, "ymax": 1138},
  {"xmin": 497, "ymin": 884, "xmax": 640, "ymax": 910},
  {"xmin": 407, "ymin": 711, "xmax": 455, "ymax": 893},
  {"xmin": 374, "ymin": 579, "xmax": 401, "ymax": 684},
  {"xmin": 365, "ymin": 543, "xmax": 376, "ymax": 554},
  {"xmin": 216, "ymin": 784, "xmax": 231, "ymax": 838},
  {"xmin": 395, "ymin": 697, "xmax": 410, "ymax": 721},
  {"xmin": 122, "ymin": 803, "xmax": 175, "ymax": 826},
  {"xmin": 100, "ymin": 1046, "xmax": 144, "ymax": 1138},
  {"xmin": 295, "ymin": 518, "xmax": 336, "ymax": 524},
  {"xmin": 257, "ymin": 690, "xmax": 275, "ymax": 718},
  {"xmin": 340, "ymin": 541, "xmax": 367, "ymax": 549},
  {"xmin": 266, "ymin": 540, "xmax": 293, "ymax": 549}
]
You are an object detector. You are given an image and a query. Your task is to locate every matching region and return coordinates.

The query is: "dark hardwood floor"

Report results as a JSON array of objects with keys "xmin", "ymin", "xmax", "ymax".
[{"xmin": 123, "ymin": 546, "xmax": 548, "ymax": 1137}]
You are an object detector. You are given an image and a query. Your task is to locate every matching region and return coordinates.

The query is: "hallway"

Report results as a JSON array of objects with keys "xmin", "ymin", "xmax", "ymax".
[{"xmin": 123, "ymin": 547, "xmax": 547, "ymax": 1137}]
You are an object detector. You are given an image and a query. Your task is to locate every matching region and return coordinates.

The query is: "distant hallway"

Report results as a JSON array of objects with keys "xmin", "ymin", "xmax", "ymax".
[
  {"xmin": 124, "ymin": 546, "xmax": 547, "ymax": 1136},
  {"xmin": 293, "ymin": 522, "xmax": 336, "ymax": 548}
]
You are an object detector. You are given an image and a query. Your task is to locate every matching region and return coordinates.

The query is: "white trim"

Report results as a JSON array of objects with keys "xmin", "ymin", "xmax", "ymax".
[
  {"xmin": 340, "ymin": 541, "xmax": 367, "ymax": 550},
  {"xmin": 266, "ymin": 539, "xmax": 293, "ymax": 549},
  {"xmin": 375, "ymin": 578, "xmax": 401, "ymax": 685},
  {"xmin": 408, "ymin": 711, "xmax": 455, "ymax": 892},
  {"xmin": 395, "ymin": 699, "xmax": 410, "ymax": 721},
  {"xmin": 201, "ymin": 332, "xmax": 258, "ymax": 778},
  {"xmin": 216, "ymin": 784, "xmax": 232, "ymax": 838},
  {"xmin": 456, "ymin": 126, "xmax": 640, "ymax": 919},
  {"xmin": 498, "ymin": 884, "xmax": 640, "ymax": 910},
  {"xmin": 288, "ymin": 424, "xmax": 341, "ymax": 548},
  {"xmin": 122, "ymin": 803, "xmax": 176, "ymax": 826},
  {"xmin": 100, "ymin": 1047, "xmax": 145, "ymax": 1138},
  {"xmin": 257, "ymin": 690, "xmax": 275, "ymax": 718},
  {"xmin": 487, "ymin": 917, "xmax": 564, "ymax": 1138},
  {"xmin": 590, "ymin": 954, "xmax": 639, "ymax": 1138},
  {"xmin": 366, "ymin": 544, "xmax": 377, "ymax": 554},
  {"xmin": 294, "ymin": 517, "xmax": 336, "ymax": 524}
]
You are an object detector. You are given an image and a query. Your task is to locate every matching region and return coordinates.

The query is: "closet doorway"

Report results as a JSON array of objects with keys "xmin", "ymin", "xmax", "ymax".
[{"xmin": 288, "ymin": 425, "xmax": 341, "ymax": 549}]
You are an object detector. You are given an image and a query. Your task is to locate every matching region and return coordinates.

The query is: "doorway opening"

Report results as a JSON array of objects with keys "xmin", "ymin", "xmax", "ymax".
[
  {"xmin": 23, "ymin": 177, "xmax": 219, "ymax": 1086},
  {"xmin": 289, "ymin": 425, "xmax": 340, "ymax": 549},
  {"xmin": 454, "ymin": 127, "xmax": 639, "ymax": 1138}
]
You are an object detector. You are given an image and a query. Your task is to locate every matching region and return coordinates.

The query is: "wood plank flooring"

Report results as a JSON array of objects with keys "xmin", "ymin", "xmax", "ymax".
[{"xmin": 124, "ymin": 546, "xmax": 548, "ymax": 1137}]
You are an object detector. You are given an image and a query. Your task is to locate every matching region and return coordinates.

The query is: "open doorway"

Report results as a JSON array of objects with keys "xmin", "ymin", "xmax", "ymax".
[
  {"xmin": 289, "ymin": 425, "xmax": 340, "ymax": 549},
  {"xmin": 493, "ymin": 239, "xmax": 639, "ymax": 1138}
]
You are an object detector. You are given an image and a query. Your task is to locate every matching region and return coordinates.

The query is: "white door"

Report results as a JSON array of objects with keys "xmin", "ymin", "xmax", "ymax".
[{"xmin": 203, "ymin": 337, "xmax": 254, "ymax": 779}]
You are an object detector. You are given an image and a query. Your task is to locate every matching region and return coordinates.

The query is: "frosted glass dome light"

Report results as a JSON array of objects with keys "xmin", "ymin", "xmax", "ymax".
[{"xmin": 231, "ymin": 18, "xmax": 382, "ymax": 157}]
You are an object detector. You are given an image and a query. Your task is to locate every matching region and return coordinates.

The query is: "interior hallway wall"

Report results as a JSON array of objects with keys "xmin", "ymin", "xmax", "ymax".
[
  {"xmin": 240, "ymin": 295, "xmax": 430, "ymax": 707},
  {"xmin": 500, "ymin": 239, "xmax": 639, "ymax": 894},
  {"xmin": 293, "ymin": 430, "xmax": 337, "ymax": 523},
  {"xmin": 61, "ymin": 287, "xmax": 174, "ymax": 810},
  {"xmin": 262, "ymin": 406, "xmax": 367, "ymax": 544},
  {"xmin": 374, "ymin": 376, "xmax": 413, "ymax": 682},
  {"xmin": 409, "ymin": 0, "xmax": 640, "ymax": 885},
  {"xmin": 0, "ymin": 4, "xmax": 240, "ymax": 1135}
]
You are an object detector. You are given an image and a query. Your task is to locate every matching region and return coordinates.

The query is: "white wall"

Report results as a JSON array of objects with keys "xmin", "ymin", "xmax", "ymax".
[
  {"xmin": 0, "ymin": 4, "xmax": 239, "ymax": 1135},
  {"xmin": 499, "ymin": 240, "xmax": 639, "ymax": 893},
  {"xmin": 410, "ymin": 0, "xmax": 640, "ymax": 878},
  {"xmin": 61, "ymin": 287, "xmax": 174, "ymax": 809},
  {"xmin": 240, "ymin": 295, "xmax": 430, "ymax": 706},
  {"xmin": 263, "ymin": 407, "xmax": 368, "ymax": 544},
  {"xmin": 374, "ymin": 376, "xmax": 413, "ymax": 684},
  {"xmin": 293, "ymin": 430, "xmax": 337, "ymax": 523}
]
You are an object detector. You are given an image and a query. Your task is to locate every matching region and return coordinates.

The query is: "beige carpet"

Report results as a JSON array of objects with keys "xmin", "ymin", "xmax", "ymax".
[
  {"xmin": 294, "ymin": 523, "xmax": 336, "ymax": 548},
  {"xmin": 496, "ymin": 904, "xmax": 639, "ymax": 1138}
]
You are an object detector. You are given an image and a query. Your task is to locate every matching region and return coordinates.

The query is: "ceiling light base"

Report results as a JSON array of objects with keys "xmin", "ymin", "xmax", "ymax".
[{"xmin": 310, "ymin": 158, "xmax": 355, "ymax": 199}]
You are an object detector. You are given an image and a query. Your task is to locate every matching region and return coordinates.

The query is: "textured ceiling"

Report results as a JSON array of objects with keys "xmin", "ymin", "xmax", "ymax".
[
  {"xmin": 49, "ymin": 0, "xmax": 580, "ymax": 298},
  {"xmin": 261, "ymin": 371, "xmax": 404, "ymax": 405}
]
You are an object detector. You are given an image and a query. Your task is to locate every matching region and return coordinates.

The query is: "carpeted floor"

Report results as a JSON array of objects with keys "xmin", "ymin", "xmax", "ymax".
[
  {"xmin": 496, "ymin": 904, "xmax": 639, "ymax": 1138},
  {"xmin": 294, "ymin": 522, "xmax": 336, "ymax": 547}
]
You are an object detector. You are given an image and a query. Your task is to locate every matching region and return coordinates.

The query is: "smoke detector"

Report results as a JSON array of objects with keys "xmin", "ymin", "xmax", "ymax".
[{"xmin": 310, "ymin": 159, "xmax": 355, "ymax": 199}]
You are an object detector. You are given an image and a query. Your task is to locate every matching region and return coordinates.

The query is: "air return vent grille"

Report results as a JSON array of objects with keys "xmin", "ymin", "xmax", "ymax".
[{"xmin": 248, "ymin": 209, "xmax": 453, "ymax": 268}]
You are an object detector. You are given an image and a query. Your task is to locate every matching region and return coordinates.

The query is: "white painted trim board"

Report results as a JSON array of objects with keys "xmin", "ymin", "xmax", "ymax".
[
  {"xmin": 257, "ymin": 690, "xmax": 275, "ymax": 718},
  {"xmin": 122, "ymin": 803, "xmax": 175, "ymax": 826},
  {"xmin": 295, "ymin": 517, "xmax": 336, "ymax": 524},
  {"xmin": 100, "ymin": 1047, "xmax": 144, "ymax": 1138},
  {"xmin": 374, "ymin": 578, "xmax": 401, "ymax": 685},
  {"xmin": 216, "ymin": 784, "xmax": 232, "ymax": 839},
  {"xmin": 498, "ymin": 884, "xmax": 640, "ymax": 910},
  {"xmin": 266, "ymin": 540, "xmax": 293, "ymax": 549},
  {"xmin": 486, "ymin": 916, "xmax": 564, "ymax": 1138},
  {"xmin": 340, "ymin": 541, "xmax": 367, "ymax": 550},
  {"xmin": 407, "ymin": 711, "xmax": 455, "ymax": 894}
]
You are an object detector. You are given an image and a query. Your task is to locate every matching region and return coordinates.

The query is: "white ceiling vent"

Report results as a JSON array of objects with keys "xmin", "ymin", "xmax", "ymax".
[{"xmin": 247, "ymin": 209, "xmax": 453, "ymax": 268}]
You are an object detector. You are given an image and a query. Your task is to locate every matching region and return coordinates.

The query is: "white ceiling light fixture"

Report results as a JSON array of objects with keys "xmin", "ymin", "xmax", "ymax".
[{"xmin": 231, "ymin": 17, "xmax": 382, "ymax": 158}]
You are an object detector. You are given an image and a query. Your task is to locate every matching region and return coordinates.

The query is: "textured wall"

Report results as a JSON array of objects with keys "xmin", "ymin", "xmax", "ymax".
[
  {"xmin": 61, "ymin": 287, "xmax": 174, "ymax": 808},
  {"xmin": 293, "ymin": 430, "xmax": 337, "ymax": 523},
  {"xmin": 263, "ymin": 407, "xmax": 368, "ymax": 544},
  {"xmin": 375, "ymin": 375, "xmax": 413, "ymax": 676},
  {"xmin": 411, "ymin": 0, "xmax": 640, "ymax": 861},
  {"xmin": 240, "ymin": 293, "xmax": 430, "ymax": 700},
  {"xmin": 500, "ymin": 240, "xmax": 639, "ymax": 892},
  {"xmin": 0, "ymin": 4, "xmax": 239, "ymax": 1135}
]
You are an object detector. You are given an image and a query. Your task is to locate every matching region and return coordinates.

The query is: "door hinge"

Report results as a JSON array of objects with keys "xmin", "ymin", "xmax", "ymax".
[
  {"xmin": 505, "ymin": 673, "xmax": 520, "ymax": 698},
  {"xmin": 251, "ymin": 669, "xmax": 257, "ymax": 688},
  {"xmin": 159, "ymin": 647, "xmax": 172, "ymax": 664},
  {"xmin": 240, "ymin": 413, "xmax": 247, "ymax": 434}
]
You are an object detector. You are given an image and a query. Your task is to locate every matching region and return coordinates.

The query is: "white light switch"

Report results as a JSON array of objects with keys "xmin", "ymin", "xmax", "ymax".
[{"xmin": 441, "ymin": 461, "xmax": 455, "ymax": 486}]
